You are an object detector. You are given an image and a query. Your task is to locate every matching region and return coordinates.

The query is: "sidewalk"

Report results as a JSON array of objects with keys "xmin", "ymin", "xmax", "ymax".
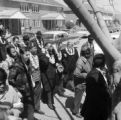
[{"xmin": 34, "ymin": 89, "xmax": 83, "ymax": 120}]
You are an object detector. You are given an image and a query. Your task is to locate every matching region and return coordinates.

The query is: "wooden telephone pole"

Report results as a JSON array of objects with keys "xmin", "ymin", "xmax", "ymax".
[
  {"xmin": 87, "ymin": 0, "xmax": 112, "ymax": 41},
  {"xmin": 64, "ymin": 0, "xmax": 121, "ymax": 119}
]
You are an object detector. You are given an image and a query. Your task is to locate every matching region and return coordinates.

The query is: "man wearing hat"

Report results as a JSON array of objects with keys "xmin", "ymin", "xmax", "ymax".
[
  {"xmin": 81, "ymin": 53, "xmax": 111, "ymax": 120},
  {"xmin": 72, "ymin": 45, "xmax": 91, "ymax": 118}
]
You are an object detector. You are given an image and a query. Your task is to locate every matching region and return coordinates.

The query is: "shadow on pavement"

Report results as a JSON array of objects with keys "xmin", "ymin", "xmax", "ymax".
[
  {"xmin": 55, "ymin": 96, "xmax": 75, "ymax": 120},
  {"xmin": 54, "ymin": 109, "xmax": 63, "ymax": 120},
  {"xmin": 65, "ymin": 96, "xmax": 74, "ymax": 112}
]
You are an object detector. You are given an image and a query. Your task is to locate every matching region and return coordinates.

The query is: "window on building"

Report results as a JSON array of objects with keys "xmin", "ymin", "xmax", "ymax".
[
  {"xmin": 20, "ymin": 3, "xmax": 29, "ymax": 12},
  {"xmin": 57, "ymin": 7, "xmax": 63, "ymax": 12},
  {"xmin": 20, "ymin": 20, "xmax": 24, "ymax": 27},
  {"xmin": 21, "ymin": 19, "xmax": 30, "ymax": 28},
  {"xmin": 32, "ymin": 20, "xmax": 41, "ymax": 28},
  {"xmin": 42, "ymin": 20, "xmax": 55, "ymax": 30},
  {"xmin": 33, "ymin": 20, "xmax": 35, "ymax": 27},
  {"xmin": 25, "ymin": 20, "xmax": 30, "ymax": 28},
  {"xmin": 32, "ymin": 4, "xmax": 39, "ymax": 13}
]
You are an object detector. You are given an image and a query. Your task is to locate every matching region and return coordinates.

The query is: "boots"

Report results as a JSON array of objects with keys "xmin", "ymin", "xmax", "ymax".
[{"xmin": 47, "ymin": 92, "xmax": 55, "ymax": 110}]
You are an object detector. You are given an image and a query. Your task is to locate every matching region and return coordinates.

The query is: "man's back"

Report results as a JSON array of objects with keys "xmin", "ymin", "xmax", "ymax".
[{"xmin": 74, "ymin": 56, "xmax": 91, "ymax": 79}]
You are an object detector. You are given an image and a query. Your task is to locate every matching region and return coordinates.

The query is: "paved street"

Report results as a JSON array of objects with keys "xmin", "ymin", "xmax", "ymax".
[
  {"xmin": 34, "ymin": 38, "xmax": 86, "ymax": 120},
  {"xmin": 0, "ymin": 0, "xmax": 121, "ymax": 120},
  {"xmin": 34, "ymin": 89, "xmax": 83, "ymax": 120}
]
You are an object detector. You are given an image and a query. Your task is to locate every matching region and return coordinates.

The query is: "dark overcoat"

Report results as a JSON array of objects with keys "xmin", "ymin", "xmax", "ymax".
[
  {"xmin": 81, "ymin": 68, "xmax": 111, "ymax": 120},
  {"xmin": 0, "ymin": 40, "xmax": 7, "ymax": 62},
  {"xmin": 38, "ymin": 53, "xmax": 57, "ymax": 92},
  {"xmin": 8, "ymin": 57, "xmax": 34, "ymax": 105},
  {"xmin": 61, "ymin": 48, "xmax": 78, "ymax": 74}
]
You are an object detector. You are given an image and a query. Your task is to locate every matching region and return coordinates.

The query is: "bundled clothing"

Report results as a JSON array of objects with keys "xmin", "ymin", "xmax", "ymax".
[{"xmin": 8, "ymin": 57, "xmax": 34, "ymax": 120}]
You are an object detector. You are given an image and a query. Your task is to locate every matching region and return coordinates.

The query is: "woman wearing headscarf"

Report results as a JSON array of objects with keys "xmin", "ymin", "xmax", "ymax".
[{"xmin": 81, "ymin": 54, "xmax": 111, "ymax": 120}]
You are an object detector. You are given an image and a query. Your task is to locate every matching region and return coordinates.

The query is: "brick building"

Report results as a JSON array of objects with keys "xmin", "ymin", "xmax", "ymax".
[{"xmin": 0, "ymin": 0, "xmax": 65, "ymax": 34}]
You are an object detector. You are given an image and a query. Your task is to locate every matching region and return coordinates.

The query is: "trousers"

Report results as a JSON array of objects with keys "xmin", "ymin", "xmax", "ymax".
[
  {"xmin": 34, "ymin": 81, "xmax": 42, "ymax": 111},
  {"xmin": 73, "ymin": 84, "xmax": 86, "ymax": 114}
]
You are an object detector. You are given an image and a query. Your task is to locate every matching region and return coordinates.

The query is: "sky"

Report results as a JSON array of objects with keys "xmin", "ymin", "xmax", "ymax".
[{"xmin": 54, "ymin": 0, "xmax": 121, "ymax": 12}]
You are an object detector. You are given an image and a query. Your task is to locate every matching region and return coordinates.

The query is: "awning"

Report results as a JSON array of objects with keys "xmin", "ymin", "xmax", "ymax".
[
  {"xmin": 0, "ymin": 9, "xmax": 28, "ymax": 19},
  {"xmin": 41, "ymin": 13, "xmax": 65, "ymax": 20}
]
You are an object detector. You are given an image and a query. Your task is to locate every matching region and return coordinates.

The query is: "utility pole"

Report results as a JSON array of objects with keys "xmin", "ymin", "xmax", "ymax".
[
  {"xmin": 87, "ymin": 0, "xmax": 112, "ymax": 41},
  {"xmin": 63, "ymin": 0, "xmax": 121, "ymax": 119},
  {"xmin": 64, "ymin": 0, "xmax": 121, "ymax": 61}
]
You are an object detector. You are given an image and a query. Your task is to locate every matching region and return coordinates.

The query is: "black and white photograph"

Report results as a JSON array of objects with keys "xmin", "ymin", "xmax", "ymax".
[{"xmin": 0, "ymin": 0, "xmax": 121, "ymax": 120}]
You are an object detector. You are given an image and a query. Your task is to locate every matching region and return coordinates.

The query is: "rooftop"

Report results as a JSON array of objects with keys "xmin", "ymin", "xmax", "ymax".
[
  {"xmin": 9, "ymin": 0, "xmax": 63, "ymax": 7},
  {"xmin": 0, "ymin": 9, "xmax": 28, "ymax": 19},
  {"xmin": 41, "ymin": 13, "xmax": 65, "ymax": 20}
]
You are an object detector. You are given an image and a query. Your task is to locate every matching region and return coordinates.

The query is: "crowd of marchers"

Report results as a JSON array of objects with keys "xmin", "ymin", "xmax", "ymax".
[{"xmin": 0, "ymin": 24, "xmax": 112, "ymax": 120}]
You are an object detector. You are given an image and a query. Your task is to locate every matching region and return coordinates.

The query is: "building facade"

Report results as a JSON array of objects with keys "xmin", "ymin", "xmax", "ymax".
[
  {"xmin": 0, "ymin": 0, "xmax": 65, "ymax": 34},
  {"xmin": 64, "ymin": 3, "xmax": 114, "ymax": 28}
]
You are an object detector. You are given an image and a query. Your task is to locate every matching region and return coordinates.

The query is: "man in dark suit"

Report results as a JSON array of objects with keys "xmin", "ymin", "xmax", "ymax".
[{"xmin": 81, "ymin": 53, "xmax": 111, "ymax": 120}]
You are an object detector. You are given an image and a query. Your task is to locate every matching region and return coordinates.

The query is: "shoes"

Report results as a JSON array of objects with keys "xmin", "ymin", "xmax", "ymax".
[
  {"xmin": 47, "ymin": 103, "xmax": 55, "ymax": 110},
  {"xmin": 72, "ymin": 112, "xmax": 83, "ymax": 118},
  {"xmin": 58, "ymin": 92, "xmax": 68, "ymax": 97},
  {"xmin": 75, "ymin": 114, "xmax": 83, "ymax": 118},
  {"xmin": 34, "ymin": 110, "xmax": 45, "ymax": 115},
  {"xmin": 34, "ymin": 118, "xmax": 38, "ymax": 120}
]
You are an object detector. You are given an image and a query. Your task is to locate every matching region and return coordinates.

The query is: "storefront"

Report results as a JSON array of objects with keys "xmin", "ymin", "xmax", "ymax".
[
  {"xmin": 103, "ymin": 16, "xmax": 113, "ymax": 27},
  {"xmin": 41, "ymin": 13, "xmax": 65, "ymax": 30},
  {"xmin": 0, "ymin": 9, "xmax": 28, "ymax": 35}
]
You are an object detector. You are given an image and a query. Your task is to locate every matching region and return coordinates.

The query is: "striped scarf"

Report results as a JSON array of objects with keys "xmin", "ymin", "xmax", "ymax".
[{"xmin": 29, "ymin": 53, "xmax": 39, "ymax": 69}]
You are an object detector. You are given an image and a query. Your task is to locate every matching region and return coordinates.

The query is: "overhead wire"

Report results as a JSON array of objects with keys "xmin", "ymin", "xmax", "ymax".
[{"xmin": 109, "ymin": 0, "xmax": 116, "ymax": 18}]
